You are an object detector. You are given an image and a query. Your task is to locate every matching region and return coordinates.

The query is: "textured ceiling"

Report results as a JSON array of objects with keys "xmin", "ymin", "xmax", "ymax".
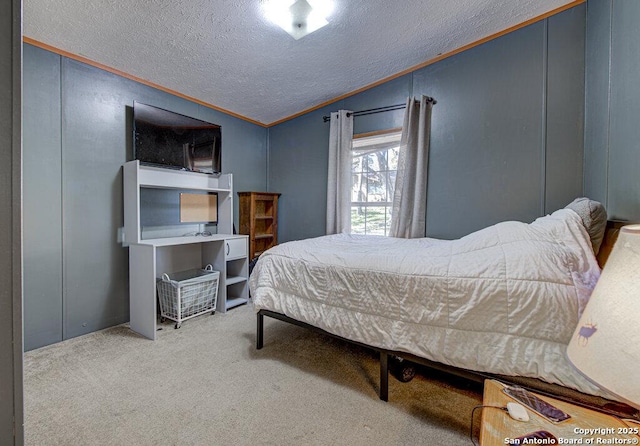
[{"xmin": 24, "ymin": 0, "xmax": 577, "ymax": 126}]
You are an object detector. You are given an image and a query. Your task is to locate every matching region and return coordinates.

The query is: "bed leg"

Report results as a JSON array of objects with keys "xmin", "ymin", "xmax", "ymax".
[
  {"xmin": 379, "ymin": 351, "xmax": 389, "ymax": 402},
  {"xmin": 257, "ymin": 311, "xmax": 264, "ymax": 350}
]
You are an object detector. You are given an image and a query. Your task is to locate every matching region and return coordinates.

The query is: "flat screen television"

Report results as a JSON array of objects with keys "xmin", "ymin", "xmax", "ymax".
[{"xmin": 133, "ymin": 101, "xmax": 222, "ymax": 175}]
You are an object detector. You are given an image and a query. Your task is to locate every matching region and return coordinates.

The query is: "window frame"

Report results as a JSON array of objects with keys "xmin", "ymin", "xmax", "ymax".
[{"xmin": 350, "ymin": 129, "xmax": 402, "ymax": 236}]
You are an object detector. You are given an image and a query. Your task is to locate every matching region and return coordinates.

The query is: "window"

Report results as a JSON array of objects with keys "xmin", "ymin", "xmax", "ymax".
[{"xmin": 350, "ymin": 131, "xmax": 402, "ymax": 236}]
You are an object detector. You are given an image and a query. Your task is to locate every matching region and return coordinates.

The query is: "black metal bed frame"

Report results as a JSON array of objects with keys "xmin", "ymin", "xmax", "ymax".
[
  {"xmin": 256, "ymin": 309, "xmax": 487, "ymax": 402},
  {"xmin": 256, "ymin": 310, "xmax": 640, "ymax": 421}
]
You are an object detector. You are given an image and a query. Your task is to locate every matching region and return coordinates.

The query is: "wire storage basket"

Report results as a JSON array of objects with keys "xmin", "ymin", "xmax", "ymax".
[{"xmin": 156, "ymin": 264, "xmax": 219, "ymax": 329}]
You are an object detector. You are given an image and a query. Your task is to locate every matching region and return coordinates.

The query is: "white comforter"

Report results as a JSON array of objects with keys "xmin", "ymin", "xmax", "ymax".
[{"xmin": 250, "ymin": 209, "xmax": 604, "ymax": 396}]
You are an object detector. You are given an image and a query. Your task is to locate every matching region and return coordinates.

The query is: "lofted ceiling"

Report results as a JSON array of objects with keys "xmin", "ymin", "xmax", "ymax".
[{"xmin": 24, "ymin": 0, "xmax": 579, "ymax": 126}]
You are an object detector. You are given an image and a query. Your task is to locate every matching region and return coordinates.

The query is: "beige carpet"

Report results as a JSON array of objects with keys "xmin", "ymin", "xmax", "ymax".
[{"xmin": 24, "ymin": 304, "xmax": 483, "ymax": 445}]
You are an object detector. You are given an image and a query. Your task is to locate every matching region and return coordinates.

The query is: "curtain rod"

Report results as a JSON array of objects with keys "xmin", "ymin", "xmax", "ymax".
[{"xmin": 322, "ymin": 97, "xmax": 436, "ymax": 123}]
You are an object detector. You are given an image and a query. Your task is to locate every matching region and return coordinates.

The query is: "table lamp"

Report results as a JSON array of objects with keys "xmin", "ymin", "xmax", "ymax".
[{"xmin": 567, "ymin": 224, "xmax": 640, "ymax": 409}]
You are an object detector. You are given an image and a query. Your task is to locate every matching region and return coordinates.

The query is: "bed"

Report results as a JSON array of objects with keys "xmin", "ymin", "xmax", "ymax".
[{"xmin": 249, "ymin": 199, "xmax": 611, "ymax": 400}]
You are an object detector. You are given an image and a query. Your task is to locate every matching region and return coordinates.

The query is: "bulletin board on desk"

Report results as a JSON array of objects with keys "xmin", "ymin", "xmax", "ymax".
[{"xmin": 180, "ymin": 193, "xmax": 218, "ymax": 223}]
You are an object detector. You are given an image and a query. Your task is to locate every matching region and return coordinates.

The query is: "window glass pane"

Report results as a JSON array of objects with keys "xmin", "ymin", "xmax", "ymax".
[
  {"xmin": 371, "ymin": 152, "xmax": 382, "ymax": 172},
  {"xmin": 351, "ymin": 206, "xmax": 365, "ymax": 234},
  {"xmin": 363, "ymin": 153, "xmax": 376, "ymax": 173},
  {"xmin": 388, "ymin": 146, "xmax": 399, "ymax": 170},
  {"xmin": 366, "ymin": 206, "xmax": 387, "ymax": 235},
  {"xmin": 387, "ymin": 171, "xmax": 397, "ymax": 202},
  {"xmin": 367, "ymin": 173, "xmax": 385, "ymax": 202},
  {"xmin": 352, "ymin": 154, "xmax": 363, "ymax": 173},
  {"xmin": 351, "ymin": 173, "xmax": 366, "ymax": 202}
]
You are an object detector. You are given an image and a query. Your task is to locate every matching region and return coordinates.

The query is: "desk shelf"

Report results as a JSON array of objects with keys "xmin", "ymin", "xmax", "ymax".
[
  {"xmin": 226, "ymin": 275, "xmax": 247, "ymax": 286},
  {"xmin": 124, "ymin": 160, "xmax": 234, "ymax": 244},
  {"xmin": 226, "ymin": 296, "xmax": 250, "ymax": 309}
]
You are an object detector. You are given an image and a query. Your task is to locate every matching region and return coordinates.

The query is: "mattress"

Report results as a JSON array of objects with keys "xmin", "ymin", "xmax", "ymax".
[{"xmin": 250, "ymin": 208, "xmax": 605, "ymax": 397}]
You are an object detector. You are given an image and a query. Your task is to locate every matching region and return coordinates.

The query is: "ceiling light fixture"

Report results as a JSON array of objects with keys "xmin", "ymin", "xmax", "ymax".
[{"xmin": 263, "ymin": 0, "xmax": 333, "ymax": 40}]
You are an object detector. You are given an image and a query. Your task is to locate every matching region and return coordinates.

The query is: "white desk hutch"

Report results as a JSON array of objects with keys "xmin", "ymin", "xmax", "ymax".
[{"xmin": 123, "ymin": 160, "xmax": 249, "ymax": 340}]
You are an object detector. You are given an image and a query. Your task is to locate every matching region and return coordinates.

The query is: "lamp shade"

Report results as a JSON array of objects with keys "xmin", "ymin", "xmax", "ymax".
[{"xmin": 567, "ymin": 224, "xmax": 640, "ymax": 409}]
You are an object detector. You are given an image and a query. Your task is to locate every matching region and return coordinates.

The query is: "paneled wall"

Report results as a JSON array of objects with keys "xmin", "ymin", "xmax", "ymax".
[
  {"xmin": 23, "ymin": 44, "xmax": 268, "ymax": 350},
  {"xmin": 584, "ymin": 0, "xmax": 640, "ymax": 221},
  {"xmin": 269, "ymin": 5, "xmax": 586, "ymax": 242},
  {"xmin": 23, "ymin": 46, "xmax": 63, "ymax": 351}
]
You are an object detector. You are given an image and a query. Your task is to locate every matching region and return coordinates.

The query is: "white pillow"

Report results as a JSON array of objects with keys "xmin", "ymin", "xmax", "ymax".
[{"xmin": 565, "ymin": 197, "xmax": 607, "ymax": 255}]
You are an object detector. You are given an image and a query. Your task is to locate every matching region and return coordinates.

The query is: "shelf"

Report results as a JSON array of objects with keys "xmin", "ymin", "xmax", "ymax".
[
  {"xmin": 238, "ymin": 191, "xmax": 280, "ymax": 261},
  {"xmin": 226, "ymin": 275, "xmax": 247, "ymax": 286},
  {"xmin": 136, "ymin": 234, "xmax": 230, "ymax": 247},
  {"xmin": 123, "ymin": 160, "xmax": 235, "ymax": 244},
  {"xmin": 226, "ymin": 297, "xmax": 249, "ymax": 309},
  {"xmin": 137, "ymin": 162, "xmax": 232, "ymax": 191}
]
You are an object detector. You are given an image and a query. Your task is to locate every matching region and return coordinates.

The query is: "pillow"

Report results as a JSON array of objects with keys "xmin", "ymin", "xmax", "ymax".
[{"xmin": 565, "ymin": 197, "xmax": 608, "ymax": 255}]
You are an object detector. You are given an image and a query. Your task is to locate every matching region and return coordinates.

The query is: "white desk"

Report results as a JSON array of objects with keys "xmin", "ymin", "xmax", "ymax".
[{"xmin": 129, "ymin": 234, "xmax": 248, "ymax": 340}]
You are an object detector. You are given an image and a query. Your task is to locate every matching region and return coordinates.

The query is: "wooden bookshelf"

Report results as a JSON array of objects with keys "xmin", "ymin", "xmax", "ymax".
[{"xmin": 238, "ymin": 192, "xmax": 281, "ymax": 259}]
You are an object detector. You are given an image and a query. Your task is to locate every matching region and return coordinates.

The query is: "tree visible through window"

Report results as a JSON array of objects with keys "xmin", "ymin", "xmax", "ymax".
[{"xmin": 350, "ymin": 131, "xmax": 401, "ymax": 236}]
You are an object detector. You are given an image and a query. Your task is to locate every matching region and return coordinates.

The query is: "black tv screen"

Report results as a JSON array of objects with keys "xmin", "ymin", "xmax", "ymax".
[{"xmin": 133, "ymin": 101, "xmax": 222, "ymax": 175}]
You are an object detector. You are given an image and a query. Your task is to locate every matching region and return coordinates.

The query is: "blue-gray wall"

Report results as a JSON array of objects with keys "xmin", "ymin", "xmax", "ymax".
[
  {"xmin": 23, "ymin": 43, "xmax": 269, "ymax": 350},
  {"xmin": 269, "ymin": 5, "xmax": 586, "ymax": 242},
  {"xmin": 584, "ymin": 0, "xmax": 640, "ymax": 220}
]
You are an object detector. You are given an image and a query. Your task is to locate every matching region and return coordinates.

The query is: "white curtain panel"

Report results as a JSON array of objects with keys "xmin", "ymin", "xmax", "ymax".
[
  {"xmin": 389, "ymin": 96, "xmax": 434, "ymax": 238},
  {"xmin": 326, "ymin": 110, "xmax": 353, "ymax": 234}
]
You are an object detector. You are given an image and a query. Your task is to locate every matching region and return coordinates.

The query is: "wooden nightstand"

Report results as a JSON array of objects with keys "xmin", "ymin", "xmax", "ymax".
[{"xmin": 480, "ymin": 379, "xmax": 639, "ymax": 445}]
